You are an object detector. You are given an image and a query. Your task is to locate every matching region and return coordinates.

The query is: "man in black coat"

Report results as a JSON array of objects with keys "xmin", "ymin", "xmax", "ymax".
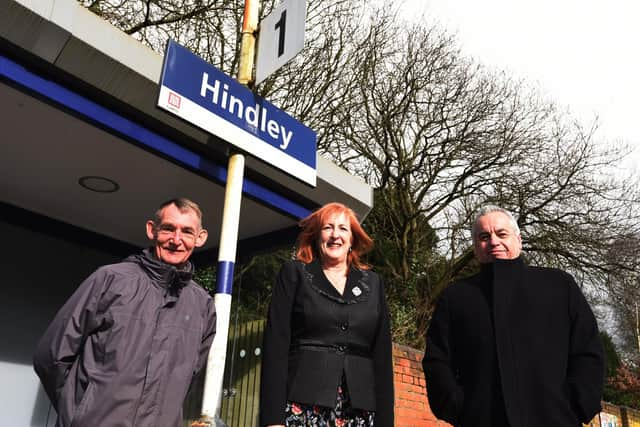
[{"xmin": 422, "ymin": 205, "xmax": 604, "ymax": 427}]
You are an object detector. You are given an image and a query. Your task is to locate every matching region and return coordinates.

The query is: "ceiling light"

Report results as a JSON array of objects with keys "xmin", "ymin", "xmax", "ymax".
[{"xmin": 78, "ymin": 176, "xmax": 119, "ymax": 193}]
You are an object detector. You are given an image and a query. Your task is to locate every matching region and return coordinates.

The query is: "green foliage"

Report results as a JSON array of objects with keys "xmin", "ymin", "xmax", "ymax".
[
  {"xmin": 193, "ymin": 265, "xmax": 216, "ymax": 293},
  {"xmin": 385, "ymin": 280, "xmax": 423, "ymax": 349},
  {"xmin": 364, "ymin": 188, "xmax": 437, "ymax": 347},
  {"xmin": 602, "ymin": 331, "xmax": 621, "ymax": 377},
  {"xmin": 195, "ymin": 249, "xmax": 292, "ymax": 324},
  {"xmin": 232, "ymin": 249, "xmax": 292, "ymax": 322}
]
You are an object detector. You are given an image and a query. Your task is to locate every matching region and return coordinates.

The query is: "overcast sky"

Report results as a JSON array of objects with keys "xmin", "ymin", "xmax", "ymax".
[{"xmin": 400, "ymin": 0, "xmax": 640, "ymax": 173}]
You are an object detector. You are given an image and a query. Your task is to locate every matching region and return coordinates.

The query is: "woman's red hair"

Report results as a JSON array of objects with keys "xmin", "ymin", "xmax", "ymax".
[{"xmin": 296, "ymin": 202, "xmax": 373, "ymax": 269}]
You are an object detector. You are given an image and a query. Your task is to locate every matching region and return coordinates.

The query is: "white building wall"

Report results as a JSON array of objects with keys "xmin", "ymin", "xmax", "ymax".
[{"xmin": 0, "ymin": 219, "xmax": 124, "ymax": 426}]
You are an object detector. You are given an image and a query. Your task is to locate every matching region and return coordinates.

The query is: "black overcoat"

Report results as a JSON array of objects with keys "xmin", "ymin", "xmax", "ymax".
[
  {"xmin": 423, "ymin": 257, "xmax": 604, "ymax": 427},
  {"xmin": 260, "ymin": 260, "xmax": 394, "ymax": 427}
]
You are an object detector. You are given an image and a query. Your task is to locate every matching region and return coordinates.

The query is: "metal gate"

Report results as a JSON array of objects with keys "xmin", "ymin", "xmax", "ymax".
[
  {"xmin": 183, "ymin": 319, "xmax": 265, "ymax": 427},
  {"xmin": 220, "ymin": 319, "xmax": 265, "ymax": 427}
]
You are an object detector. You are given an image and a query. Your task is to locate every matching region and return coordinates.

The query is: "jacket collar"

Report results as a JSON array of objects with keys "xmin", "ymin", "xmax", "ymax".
[
  {"xmin": 487, "ymin": 256, "xmax": 525, "ymax": 426},
  {"xmin": 303, "ymin": 259, "xmax": 371, "ymax": 304},
  {"xmin": 478, "ymin": 256, "xmax": 526, "ymax": 282},
  {"xmin": 126, "ymin": 248, "xmax": 193, "ymax": 296},
  {"xmin": 492, "ymin": 257, "xmax": 526, "ymax": 291}
]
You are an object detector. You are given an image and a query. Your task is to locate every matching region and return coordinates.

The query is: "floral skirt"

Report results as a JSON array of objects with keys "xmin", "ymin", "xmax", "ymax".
[{"xmin": 284, "ymin": 379, "xmax": 375, "ymax": 426}]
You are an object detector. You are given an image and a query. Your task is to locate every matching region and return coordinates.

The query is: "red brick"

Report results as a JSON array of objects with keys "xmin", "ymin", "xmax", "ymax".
[
  {"xmin": 396, "ymin": 386, "xmax": 415, "ymax": 397},
  {"xmin": 397, "ymin": 358, "xmax": 411, "ymax": 367},
  {"xmin": 401, "ymin": 374, "xmax": 414, "ymax": 384},
  {"xmin": 409, "ymin": 359, "xmax": 423, "ymax": 368},
  {"xmin": 397, "ymin": 390, "xmax": 423, "ymax": 403},
  {"xmin": 393, "ymin": 347, "xmax": 408, "ymax": 357},
  {"xmin": 406, "ymin": 400, "xmax": 427, "ymax": 411},
  {"xmin": 393, "ymin": 343, "xmax": 454, "ymax": 427},
  {"xmin": 396, "ymin": 406, "xmax": 430, "ymax": 421},
  {"xmin": 406, "ymin": 383, "xmax": 425, "ymax": 394},
  {"xmin": 409, "ymin": 368, "xmax": 425, "ymax": 377},
  {"xmin": 395, "ymin": 417, "xmax": 438, "ymax": 427}
]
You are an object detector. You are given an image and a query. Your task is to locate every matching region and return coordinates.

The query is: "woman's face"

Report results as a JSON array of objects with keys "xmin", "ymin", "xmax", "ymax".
[{"xmin": 318, "ymin": 212, "xmax": 352, "ymax": 266}]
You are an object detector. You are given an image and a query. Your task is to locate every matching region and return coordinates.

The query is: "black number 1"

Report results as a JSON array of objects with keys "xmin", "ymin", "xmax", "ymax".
[{"xmin": 274, "ymin": 10, "xmax": 286, "ymax": 57}]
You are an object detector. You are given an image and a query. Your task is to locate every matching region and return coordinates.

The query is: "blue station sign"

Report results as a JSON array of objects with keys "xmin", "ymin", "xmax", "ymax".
[{"xmin": 158, "ymin": 40, "xmax": 317, "ymax": 186}]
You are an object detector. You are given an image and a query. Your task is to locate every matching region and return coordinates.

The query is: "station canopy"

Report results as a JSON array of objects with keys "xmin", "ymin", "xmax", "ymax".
[{"xmin": 0, "ymin": 0, "xmax": 373, "ymax": 255}]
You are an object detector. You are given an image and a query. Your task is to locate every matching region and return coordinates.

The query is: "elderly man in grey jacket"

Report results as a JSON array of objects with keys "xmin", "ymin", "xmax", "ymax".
[{"xmin": 34, "ymin": 198, "xmax": 216, "ymax": 427}]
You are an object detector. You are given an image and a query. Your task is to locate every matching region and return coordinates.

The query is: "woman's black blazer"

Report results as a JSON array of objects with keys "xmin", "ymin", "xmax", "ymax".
[{"xmin": 260, "ymin": 260, "xmax": 394, "ymax": 427}]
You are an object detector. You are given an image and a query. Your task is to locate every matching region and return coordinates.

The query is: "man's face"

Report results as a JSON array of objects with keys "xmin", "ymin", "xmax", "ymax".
[
  {"xmin": 473, "ymin": 211, "xmax": 522, "ymax": 263},
  {"xmin": 146, "ymin": 204, "xmax": 208, "ymax": 266}
]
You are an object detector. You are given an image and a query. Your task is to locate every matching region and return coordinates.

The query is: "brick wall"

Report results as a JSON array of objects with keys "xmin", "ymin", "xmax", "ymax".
[{"xmin": 392, "ymin": 344, "xmax": 452, "ymax": 427}]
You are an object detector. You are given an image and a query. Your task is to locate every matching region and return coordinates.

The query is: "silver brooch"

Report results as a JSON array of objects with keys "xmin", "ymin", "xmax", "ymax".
[{"xmin": 352, "ymin": 286, "xmax": 362, "ymax": 296}]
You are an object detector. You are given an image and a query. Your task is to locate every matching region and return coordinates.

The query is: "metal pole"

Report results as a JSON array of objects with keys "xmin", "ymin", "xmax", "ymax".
[
  {"xmin": 238, "ymin": 0, "xmax": 259, "ymax": 86},
  {"xmin": 197, "ymin": 0, "xmax": 259, "ymax": 425},
  {"xmin": 200, "ymin": 155, "xmax": 245, "ymax": 424}
]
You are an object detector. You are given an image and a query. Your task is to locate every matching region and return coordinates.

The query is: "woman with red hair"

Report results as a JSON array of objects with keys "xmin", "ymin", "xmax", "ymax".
[{"xmin": 260, "ymin": 203, "xmax": 394, "ymax": 427}]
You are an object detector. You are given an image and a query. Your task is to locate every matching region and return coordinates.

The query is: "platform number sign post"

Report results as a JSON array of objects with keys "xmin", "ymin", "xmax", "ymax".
[{"xmin": 255, "ymin": 0, "xmax": 307, "ymax": 85}]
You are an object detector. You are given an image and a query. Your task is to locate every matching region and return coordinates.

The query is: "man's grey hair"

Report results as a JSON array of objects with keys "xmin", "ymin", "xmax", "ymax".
[
  {"xmin": 154, "ymin": 198, "xmax": 203, "ymax": 227},
  {"xmin": 471, "ymin": 205, "xmax": 520, "ymax": 240}
]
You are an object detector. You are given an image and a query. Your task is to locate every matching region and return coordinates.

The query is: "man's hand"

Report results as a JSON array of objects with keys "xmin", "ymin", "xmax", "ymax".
[{"xmin": 191, "ymin": 416, "xmax": 228, "ymax": 427}]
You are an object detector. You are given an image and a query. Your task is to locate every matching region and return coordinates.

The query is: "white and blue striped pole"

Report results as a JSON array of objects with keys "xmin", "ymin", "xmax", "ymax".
[
  {"xmin": 200, "ymin": 153, "xmax": 245, "ymax": 424},
  {"xmin": 198, "ymin": 0, "xmax": 258, "ymax": 425}
]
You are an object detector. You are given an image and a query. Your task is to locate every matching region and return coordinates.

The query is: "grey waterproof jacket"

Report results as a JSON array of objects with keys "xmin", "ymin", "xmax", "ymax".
[{"xmin": 33, "ymin": 249, "xmax": 216, "ymax": 427}]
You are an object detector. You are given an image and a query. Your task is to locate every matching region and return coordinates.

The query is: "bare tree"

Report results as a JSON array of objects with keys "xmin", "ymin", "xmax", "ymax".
[
  {"xmin": 316, "ymin": 9, "xmax": 640, "ymax": 344},
  {"xmin": 80, "ymin": 0, "xmax": 640, "ymax": 347}
]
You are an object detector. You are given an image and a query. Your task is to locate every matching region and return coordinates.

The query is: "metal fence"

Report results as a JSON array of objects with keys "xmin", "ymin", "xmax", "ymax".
[{"xmin": 184, "ymin": 319, "xmax": 265, "ymax": 427}]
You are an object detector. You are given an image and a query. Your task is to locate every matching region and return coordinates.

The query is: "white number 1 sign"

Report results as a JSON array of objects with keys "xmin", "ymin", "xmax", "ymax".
[{"xmin": 255, "ymin": 0, "xmax": 307, "ymax": 85}]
